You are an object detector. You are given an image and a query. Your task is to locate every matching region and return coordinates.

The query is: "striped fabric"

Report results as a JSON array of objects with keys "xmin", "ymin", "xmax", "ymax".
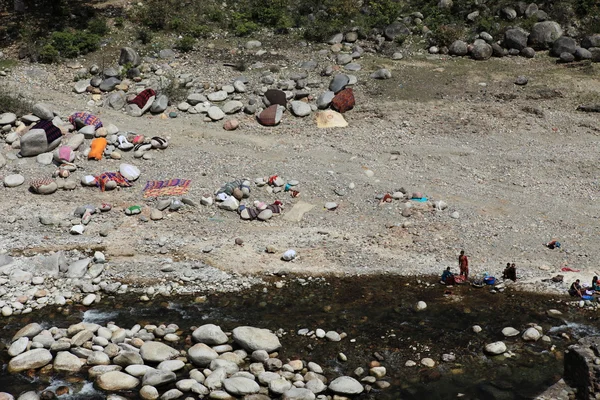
[
  {"xmin": 31, "ymin": 120, "xmax": 63, "ymax": 144},
  {"xmin": 95, "ymin": 172, "xmax": 132, "ymax": 192},
  {"xmin": 143, "ymin": 179, "xmax": 191, "ymax": 198},
  {"xmin": 69, "ymin": 112, "xmax": 103, "ymax": 129}
]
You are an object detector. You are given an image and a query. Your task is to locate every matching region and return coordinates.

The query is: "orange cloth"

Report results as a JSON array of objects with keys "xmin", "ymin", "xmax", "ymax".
[{"xmin": 89, "ymin": 138, "xmax": 107, "ymax": 161}]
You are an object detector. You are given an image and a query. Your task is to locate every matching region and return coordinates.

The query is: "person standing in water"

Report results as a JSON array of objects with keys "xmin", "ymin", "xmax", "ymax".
[{"xmin": 459, "ymin": 250, "xmax": 469, "ymax": 279}]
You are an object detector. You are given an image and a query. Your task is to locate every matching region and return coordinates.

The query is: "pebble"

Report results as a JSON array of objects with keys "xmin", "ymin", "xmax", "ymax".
[
  {"xmin": 325, "ymin": 202, "xmax": 338, "ymax": 211},
  {"xmin": 70, "ymin": 225, "xmax": 85, "ymax": 235},
  {"xmin": 421, "ymin": 358, "xmax": 435, "ymax": 368},
  {"xmin": 282, "ymin": 249, "xmax": 297, "ymax": 261},
  {"xmin": 364, "ymin": 170, "xmax": 374, "ymax": 178},
  {"xmin": 4, "ymin": 174, "xmax": 25, "ymax": 187},
  {"xmin": 151, "ymin": 209, "xmax": 164, "ymax": 221},
  {"xmin": 515, "ymin": 76, "xmax": 529, "ymax": 85},
  {"xmin": 472, "ymin": 325, "xmax": 482, "ymax": 333},
  {"xmin": 450, "ymin": 211, "xmax": 460, "ymax": 219}
]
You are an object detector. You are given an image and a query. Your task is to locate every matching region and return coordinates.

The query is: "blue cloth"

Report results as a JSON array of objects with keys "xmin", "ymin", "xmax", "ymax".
[{"xmin": 411, "ymin": 197, "xmax": 428, "ymax": 202}]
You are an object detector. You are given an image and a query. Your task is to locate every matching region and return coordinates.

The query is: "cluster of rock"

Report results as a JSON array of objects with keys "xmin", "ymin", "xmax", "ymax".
[
  {"xmin": 2, "ymin": 322, "xmax": 388, "ymax": 399},
  {"xmin": 564, "ymin": 336, "xmax": 600, "ymax": 400},
  {"xmin": 481, "ymin": 321, "xmax": 553, "ymax": 356},
  {"xmin": 73, "ymin": 46, "xmax": 390, "ymax": 127},
  {"xmin": 441, "ymin": 24, "xmax": 599, "ymax": 62},
  {"xmin": 203, "ymin": 176, "xmax": 300, "ymax": 222},
  {"xmin": 0, "ymin": 103, "xmax": 151, "ymax": 197},
  {"xmin": 0, "ymin": 252, "xmax": 125, "ymax": 318}
]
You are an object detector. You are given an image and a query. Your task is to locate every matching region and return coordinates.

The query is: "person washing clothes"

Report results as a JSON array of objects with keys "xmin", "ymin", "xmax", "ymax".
[{"xmin": 441, "ymin": 267, "xmax": 455, "ymax": 285}]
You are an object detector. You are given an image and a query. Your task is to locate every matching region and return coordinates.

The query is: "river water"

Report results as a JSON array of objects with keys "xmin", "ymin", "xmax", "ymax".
[{"xmin": 0, "ymin": 275, "xmax": 597, "ymax": 399}]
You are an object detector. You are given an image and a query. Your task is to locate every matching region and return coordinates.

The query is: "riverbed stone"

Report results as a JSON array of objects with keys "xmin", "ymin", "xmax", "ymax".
[
  {"xmin": 282, "ymin": 388, "xmax": 316, "ymax": 400},
  {"xmin": 96, "ymin": 371, "xmax": 140, "ymax": 390},
  {"xmin": 232, "ymin": 326, "xmax": 281, "ymax": 352},
  {"xmin": 188, "ymin": 343, "xmax": 219, "ymax": 366},
  {"xmin": 223, "ymin": 377, "xmax": 260, "ymax": 395},
  {"xmin": 140, "ymin": 386, "xmax": 159, "ymax": 400},
  {"xmin": 484, "ymin": 341, "xmax": 507, "ymax": 355},
  {"xmin": 142, "ymin": 369, "xmax": 177, "ymax": 387},
  {"xmin": 8, "ymin": 349, "xmax": 53, "ymax": 372},
  {"xmin": 522, "ymin": 327, "xmax": 542, "ymax": 341},
  {"xmin": 8, "ymin": 337, "xmax": 29, "ymax": 357},
  {"xmin": 329, "ymin": 376, "xmax": 363, "ymax": 394},
  {"xmin": 140, "ymin": 341, "xmax": 179, "ymax": 362},
  {"xmin": 54, "ymin": 351, "xmax": 83, "ymax": 373},
  {"xmin": 502, "ymin": 327, "xmax": 520, "ymax": 337},
  {"xmin": 12, "ymin": 323, "xmax": 43, "ymax": 342},
  {"xmin": 192, "ymin": 324, "xmax": 228, "ymax": 345}
]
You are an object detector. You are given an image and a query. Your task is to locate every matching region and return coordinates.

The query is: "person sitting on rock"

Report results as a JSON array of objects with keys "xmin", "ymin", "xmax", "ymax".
[
  {"xmin": 592, "ymin": 276, "xmax": 600, "ymax": 292},
  {"xmin": 569, "ymin": 279, "xmax": 583, "ymax": 297},
  {"xmin": 441, "ymin": 267, "xmax": 455, "ymax": 285},
  {"xmin": 503, "ymin": 263, "xmax": 517, "ymax": 281}
]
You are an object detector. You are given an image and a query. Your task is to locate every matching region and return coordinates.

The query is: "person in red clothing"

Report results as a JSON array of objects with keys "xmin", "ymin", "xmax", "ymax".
[{"xmin": 459, "ymin": 250, "xmax": 469, "ymax": 279}]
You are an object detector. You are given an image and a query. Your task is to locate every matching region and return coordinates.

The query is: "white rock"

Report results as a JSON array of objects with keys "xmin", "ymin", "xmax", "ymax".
[
  {"xmin": 415, "ymin": 301, "xmax": 427, "ymax": 311},
  {"xmin": 282, "ymin": 249, "xmax": 297, "ymax": 261},
  {"xmin": 502, "ymin": 327, "xmax": 520, "ymax": 337},
  {"xmin": 522, "ymin": 327, "xmax": 542, "ymax": 341},
  {"xmin": 421, "ymin": 358, "xmax": 435, "ymax": 367},
  {"xmin": 484, "ymin": 341, "xmax": 507, "ymax": 355},
  {"xmin": 472, "ymin": 325, "xmax": 482, "ymax": 333},
  {"xmin": 119, "ymin": 163, "xmax": 140, "ymax": 181},
  {"xmin": 4, "ymin": 174, "xmax": 25, "ymax": 187}
]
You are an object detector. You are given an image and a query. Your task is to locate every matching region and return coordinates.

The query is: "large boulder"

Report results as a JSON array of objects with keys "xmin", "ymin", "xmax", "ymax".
[
  {"xmin": 550, "ymin": 36, "xmax": 577, "ymax": 57},
  {"xmin": 528, "ymin": 21, "xmax": 563, "ymax": 50},
  {"xmin": 96, "ymin": 371, "xmax": 140, "ymax": 390},
  {"xmin": 582, "ymin": 34, "xmax": 600, "ymax": 49},
  {"xmin": 329, "ymin": 376, "xmax": 364, "ymax": 395},
  {"xmin": 140, "ymin": 341, "xmax": 179, "ymax": 363},
  {"xmin": 471, "ymin": 43, "xmax": 493, "ymax": 60},
  {"xmin": 192, "ymin": 324, "xmax": 228, "ymax": 345},
  {"xmin": 449, "ymin": 40, "xmax": 468, "ymax": 56},
  {"xmin": 20, "ymin": 128, "xmax": 62, "ymax": 157},
  {"xmin": 8, "ymin": 349, "xmax": 52, "ymax": 372},
  {"xmin": 503, "ymin": 28, "xmax": 529, "ymax": 50},
  {"xmin": 119, "ymin": 47, "xmax": 141, "ymax": 67},
  {"xmin": 232, "ymin": 326, "xmax": 281, "ymax": 352},
  {"xmin": 384, "ymin": 21, "xmax": 411, "ymax": 41}
]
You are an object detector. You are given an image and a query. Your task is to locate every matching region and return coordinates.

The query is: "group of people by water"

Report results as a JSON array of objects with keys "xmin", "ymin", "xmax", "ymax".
[
  {"xmin": 440, "ymin": 250, "xmax": 518, "ymax": 287},
  {"xmin": 441, "ymin": 246, "xmax": 594, "ymax": 300}
]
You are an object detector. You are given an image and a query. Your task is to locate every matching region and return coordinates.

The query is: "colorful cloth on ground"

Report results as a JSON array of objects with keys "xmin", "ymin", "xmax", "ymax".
[
  {"xmin": 31, "ymin": 120, "xmax": 63, "ymax": 144},
  {"xmin": 143, "ymin": 179, "xmax": 191, "ymax": 198},
  {"xmin": 128, "ymin": 88, "xmax": 156, "ymax": 109},
  {"xmin": 95, "ymin": 172, "xmax": 131, "ymax": 192},
  {"xmin": 88, "ymin": 138, "xmax": 107, "ymax": 160},
  {"xmin": 68, "ymin": 112, "xmax": 103, "ymax": 129},
  {"xmin": 332, "ymin": 88, "xmax": 355, "ymax": 114},
  {"xmin": 561, "ymin": 267, "xmax": 580, "ymax": 272}
]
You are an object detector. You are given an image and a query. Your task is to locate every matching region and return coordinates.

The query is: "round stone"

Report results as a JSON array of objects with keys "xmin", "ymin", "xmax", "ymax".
[
  {"xmin": 4, "ymin": 174, "xmax": 25, "ymax": 187},
  {"xmin": 258, "ymin": 209, "xmax": 273, "ymax": 221}
]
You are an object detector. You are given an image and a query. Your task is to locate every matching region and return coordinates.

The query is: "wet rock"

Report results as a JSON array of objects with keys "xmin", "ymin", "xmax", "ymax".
[
  {"xmin": 484, "ymin": 341, "xmax": 507, "ymax": 355},
  {"xmin": 8, "ymin": 349, "xmax": 52, "ymax": 372},
  {"xmin": 329, "ymin": 376, "xmax": 364, "ymax": 395},
  {"xmin": 140, "ymin": 341, "xmax": 179, "ymax": 362},
  {"xmin": 232, "ymin": 326, "xmax": 281, "ymax": 352},
  {"xmin": 96, "ymin": 371, "xmax": 140, "ymax": 390}
]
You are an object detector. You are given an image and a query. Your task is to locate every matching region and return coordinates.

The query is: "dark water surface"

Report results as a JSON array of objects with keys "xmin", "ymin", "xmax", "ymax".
[{"xmin": 1, "ymin": 275, "xmax": 598, "ymax": 399}]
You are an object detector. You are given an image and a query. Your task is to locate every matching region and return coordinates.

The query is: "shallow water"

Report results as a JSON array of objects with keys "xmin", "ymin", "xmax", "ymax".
[{"xmin": 0, "ymin": 275, "xmax": 598, "ymax": 399}]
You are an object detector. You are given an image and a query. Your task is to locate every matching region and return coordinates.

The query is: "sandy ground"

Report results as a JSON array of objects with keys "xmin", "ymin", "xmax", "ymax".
[{"xmin": 1, "ymin": 39, "xmax": 599, "ymax": 295}]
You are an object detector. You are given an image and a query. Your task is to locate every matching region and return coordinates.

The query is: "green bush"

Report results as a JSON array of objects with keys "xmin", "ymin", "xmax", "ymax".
[
  {"xmin": 137, "ymin": 29, "xmax": 153, "ymax": 44},
  {"xmin": 234, "ymin": 21, "xmax": 259, "ymax": 36},
  {"xmin": 431, "ymin": 24, "xmax": 466, "ymax": 46},
  {"xmin": 114, "ymin": 17, "xmax": 125, "ymax": 28},
  {"xmin": 88, "ymin": 17, "xmax": 110, "ymax": 36},
  {"xmin": 187, "ymin": 25, "xmax": 212, "ymax": 38},
  {"xmin": 43, "ymin": 30, "xmax": 100, "ymax": 60},
  {"xmin": 175, "ymin": 36, "xmax": 196, "ymax": 52},
  {"xmin": 39, "ymin": 44, "xmax": 59, "ymax": 63}
]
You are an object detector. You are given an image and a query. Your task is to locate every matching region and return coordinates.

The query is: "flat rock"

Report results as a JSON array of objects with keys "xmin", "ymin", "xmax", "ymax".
[
  {"xmin": 8, "ymin": 349, "xmax": 52, "ymax": 372},
  {"xmin": 140, "ymin": 341, "xmax": 179, "ymax": 362},
  {"xmin": 328, "ymin": 376, "xmax": 363, "ymax": 395},
  {"xmin": 208, "ymin": 91, "xmax": 228, "ymax": 102},
  {"xmin": 232, "ymin": 326, "xmax": 281, "ymax": 352},
  {"xmin": 4, "ymin": 174, "xmax": 24, "ymax": 187},
  {"xmin": 96, "ymin": 371, "xmax": 140, "ymax": 390},
  {"xmin": 208, "ymin": 106, "xmax": 225, "ymax": 121},
  {"xmin": 290, "ymin": 101, "xmax": 311, "ymax": 117}
]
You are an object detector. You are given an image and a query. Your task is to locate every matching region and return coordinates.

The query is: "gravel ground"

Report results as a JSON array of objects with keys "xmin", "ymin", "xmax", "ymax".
[{"xmin": 1, "ymin": 37, "xmax": 599, "ymax": 297}]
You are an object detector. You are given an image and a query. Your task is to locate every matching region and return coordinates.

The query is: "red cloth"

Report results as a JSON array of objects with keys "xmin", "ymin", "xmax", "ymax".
[
  {"xmin": 561, "ymin": 267, "xmax": 580, "ymax": 272},
  {"xmin": 128, "ymin": 89, "xmax": 156, "ymax": 109},
  {"xmin": 332, "ymin": 88, "xmax": 355, "ymax": 113}
]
